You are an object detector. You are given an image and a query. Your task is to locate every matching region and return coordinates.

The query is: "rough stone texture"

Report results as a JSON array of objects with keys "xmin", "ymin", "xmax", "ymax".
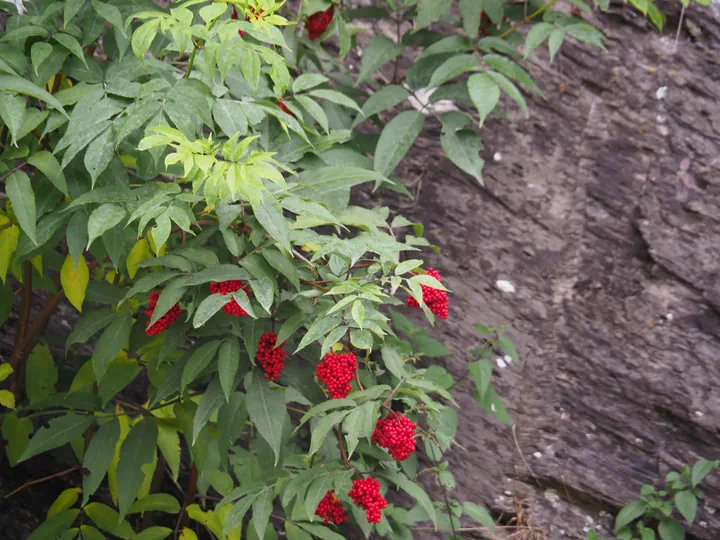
[{"xmin": 353, "ymin": 2, "xmax": 720, "ymax": 538}]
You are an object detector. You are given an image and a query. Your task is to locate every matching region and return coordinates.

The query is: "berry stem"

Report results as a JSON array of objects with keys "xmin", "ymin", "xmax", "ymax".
[{"xmin": 381, "ymin": 377, "xmax": 405, "ymax": 409}]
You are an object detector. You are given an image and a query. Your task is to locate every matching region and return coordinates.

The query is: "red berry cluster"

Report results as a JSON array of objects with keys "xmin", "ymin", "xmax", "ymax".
[
  {"xmin": 349, "ymin": 478, "xmax": 387, "ymax": 524},
  {"xmin": 315, "ymin": 490, "xmax": 348, "ymax": 525},
  {"xmin": 145, "ymin": 292, "xmax": 182, "ymax": 336},
  {"xmin": 209, "ymin": 280, "xmax": 250, "ymax": 317},
  {"xmin": 256, "ymin": 332, "xmax": 288, "ymax": 381},
  {"xmin": 406, "ymin": 268, "xmax": 449, "ymax": 319},
  {"xmin": 372, "ymin": 413, "xmax": 417, "ymax": 461},
  {"xmin": 316, "ymin": 352, "xmax": 357, "ymax": 399},
  {"xmin": 306, "ymin": 5, "xmax": 334, "ymax": 40}
]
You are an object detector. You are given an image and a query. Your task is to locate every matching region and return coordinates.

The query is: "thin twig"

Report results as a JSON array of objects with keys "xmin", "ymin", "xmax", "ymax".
[
  {"xmin": 381, "ymin": 378, "xmax": 405, "ymax": 409},
  {"xmin": 4, "ymin": 465, "xmax": 81, "ymax": 499},
  {"xmin": 674, "ymin": 5, "xmax": 686, "ymax": 52},
  {"xmin": 497, "ymin": 0, "xmax": 561, "ymax": 40},
  {"xmin": 293, "ymin": 249, "xmax": 316, "ymax": 272}
]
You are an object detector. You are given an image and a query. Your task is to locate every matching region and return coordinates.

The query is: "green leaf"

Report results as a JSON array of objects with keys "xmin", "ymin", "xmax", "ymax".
[
  {"xmin": 566, "ymin": 23, "xmax": 607, "ymax": 51},
  {"xmin": 294, "ymin": 95, "xmax": 329, "ymax": 133},
  {"xmin": 468, "ymin": 73, "xmax": 499, "ymax": 127},
  {"xmin": 484, "ymin": 55, "xmax": 542, "ymax": 95},
  {"xmin": 28, "ymin": 151, "xmax": 68, "ymax": 196},
  {"xmin": 419, "ymin": 36, "xmax": 474, "ymax": 59},
  {"xmin": 254, "ymin": 200, "xmax": 291, "ymax": 253},
  {"xmin": 132, "ymin": 526, "xmax": 174, "ymax": 540},
  {"xmin": 242, "ymin": 50, "xmax": 261, "ymax": 92},
  {"xmin": 99, "ymin": 356, "xmax": 139, "ymax": 406},
  {"xmin": 84, "ymin": 127, "xmax": 115, "ymax": 186},
  {"xmin": 353, "ymin": 84, "xmax": 409, "ymax": 127},
  {"xmin": 658, "ymin": 520, "xmax": 685, "ymax": 540},
  {"xmin": 525, "ymin": 23, "xmax": 554, "ymax": 58},
  {"xmin": 132, "ymin": 19, "xmax": 159, "ymax": 60},
  {"xmin": 356, "ymin": 35, "xmax": 405, "ymax": 85},
  {"xmin": 251, "ymin": 489, "xmax": 274, "ymax": 539},
  {"xmin": 217, "ymin": 391, "xmax": 246, "ymax": 461},
  {"xmin": 193, "ymin": 294, "xmax": 229, "ymax": 328},
  {"xmin": 116, "ymin": 417, "xmax": 159, "ymax": 520},
  {"xmin": 469, "ymin": 360, "xmax": 492, "ymax": 399},
  {"xmin": 293, "ymin": 73, "xmax": 329, "ymax": 94},
  {"xmin": 262, "ymin": 247, "xmax": 300, "ymax": 290},
  {"xmin": 463, "ymin": 502, "xmax": 497, "ymax": 531},
  {"xmin": 308, "ymin": 89, "xmax": 362, "ymax": 114},
  {"xmin": 548, "ymin": 29, "xmax": 565, "ymax": 63},
  {"xmin": 295, "ymin": 315, "xmax": 341, "ymax": 353},
  {"xmin": 373, "ymin": 111, "xmax": 424, "ymax": 177},
  {"xmin": 440, "ymin": 128, "xmax": 484, "ymax": 184},
  {"xmin": 82, "ymin": 418, "xmax": 121, "ymax": 505},
  {"xmin": 310, "ymin": 410, "xmax": 348, "ymax": 456},
  {"xmin": 415, "ymin": 0, "xmax": 452, "ymax": 30},
  {"xmin": 182, "ymin": 340, "xmax": 222, "ymax": 392},
  {"xmin": 428, "ymin": 54, "xmax": 480, "ymax": 88},
  {"xmin": 498, "ymin": 336, "xmax": 519, "ymax": 362},
  {"xmin": 351, "ymin": 299, "xmax": 365, "ymax": 329},
  {"xmin": 157, "ymin": 422, "xmax": 181, "ymax": 482},
  {"xmin": 381, "ymin": 345, "xmax": 408, "ymax": 379},
  {"xmin": 28, "ymin": 510, "xmax": 80, "ymax": 540},
  {"xmin": 19, "ymin": 413, "xmax": 95, "ymax": 462},
  {"xmin": 85, "ymin": 502, "xmax": 133, "ymax": 538},
  {"xmin": 460, "ymin": 0, "xmax": 482, "ymax": 38},
  {"xmin": 92, "ymin": 0, "xmax": 126, "ymax": 36},
  {"xmin": 486, "ymin": 71, "xmax": 528, "ymax": 117},
  {"xmin": 128, "ymin": 493, "xmax": 180, "ymax": 515},
  {"xmin": 246, "ymin": 375, "xmax": 286, "ymax": 465},
  {"xmin": 298, "ymin": 399, "xmax": 355, "ymax": 427},
  {"xmin": 92, "ymin": 312, "xmax": 132, "ymax": 382},
  {"xmin": 223, "ymin": 496, "xmax": 255, "ymax": 537},
  {"xmin": 291, "ymin": 167, "xmax": 387, "ymax": 198},
  {"xmin": 2, "ymin": 413, "xmax": 33, "ymax": 465},
  {"xmin": 64, "ymin": 0, "xmax": 86, "ymax": 27},
  {"xmin": 343, "ymin": 407, "xmax": 364, "ymax": 457},
  {"xmin": 305, "ymin": 473, "xmax": 335, "ymax": 522},
  {"xmin": 380, "ymin": 470, "xmax": 437, "ymax": 527},
  {"xmin": 296, "ymin": 523, "xmax": 345, "ymax": 540},
  {"xmin": 674, "ymin": 491, "xmax": 696, "ymax": 525},
  {"xmin": 691, "ymin": 459, "xmax": 717, "ymax": 486},
  {"xmin": 615, "ymin": 500, "xmax": 647, "ymax": 533},
  {"xmin": 54, "ymin": 32, "xmax": 88, "ymax": 68},
  {"xmin": 66, "ymin": 308, "xmax": 116, "ymax": 351},
  {"xmin": 0, "ymin": 75, "xmax": 67, "ymax": 115},
  {"xmin": 87, "ymin": 203, "xmax": 126, "ymax": 250},
  {"xmin": 26, "ymin": 342, "xmax": 58, "ymax": 403},
  {"xmin": 6, "ymin": 171, "xmax": 36, "ymax": 244},
  {"xmin": 213, "ymin": 99, "xmax": 248, "ymax": 137},
  {"xmin": 193, "ymin": 377, "xmax": 225, "ymax": 444},
  {"xmin": 218, "ymin": 337, "xmax": 241, "ymax": 401},
  {"xmin": 0, "ymin": 92, "xmax": 25, "ymax": 145}
]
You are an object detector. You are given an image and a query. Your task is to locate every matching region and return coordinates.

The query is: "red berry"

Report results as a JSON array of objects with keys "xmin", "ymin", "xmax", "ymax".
[
  {"xmin": 209, "ymin": 280, "xmax": 251, "ymax": 317},
  {"xmin": 145, "ymin": 291, "xmax": 182, "ymax": 336},
  {"xmin": 315, "ymin": 352, "xmax": 356, "ymax": 399},
  {"xmin": 372, "ymin": 412, "xmax": 417, "ymax": 461},
  {"xmin": 256, "ymin": 332, "xmax": 288, "ymax": 382},
  {"xmin": 349, "ymin": 477, "xmax": 387, "ymax": 524},
  {"xmin": 406, "ymin": 268, "xmax": 449, "ymax": 319},
  {"xmin": 315, "ymin": 490, "xmax": 348, "ymax": 525},
  {"xmin": 306, "ymin": 5, "xmax": 334, "ymax": 40}
]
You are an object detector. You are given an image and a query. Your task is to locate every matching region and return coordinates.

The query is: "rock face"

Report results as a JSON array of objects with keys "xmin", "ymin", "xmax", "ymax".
[{"xmin": 354, "ymin": 2, "xmax": 720, "ymax": 538}]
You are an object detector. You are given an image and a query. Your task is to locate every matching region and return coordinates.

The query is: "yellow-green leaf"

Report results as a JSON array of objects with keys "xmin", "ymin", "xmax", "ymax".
[
  {"xmin": 0, "ymin": 363, "xmax": 13, "ymax": 383},
  {"xmin": 0, "ymin": 390, "xmax": 16, "ymax": 409},
  {"xmin": 108, "ymin": 404, "xmax": 131, "ymax": 506},
  {"xmin": 0, "ymin": 222, "xmax": 19, "ymax": 283},
  {"xmin": 127, "ymin": 238, "xmax": 151, "ymax": 279},
  {"xmin": 2, "ymin": 413, "xmax": 32, "ymax": 465},
  {"xmin": 48, "ymin": 488, "xmax": 81, "ymax": 518},
  {"xmin": 61, "ymin": 254, "xmax": 89, "ymax": 311}
]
